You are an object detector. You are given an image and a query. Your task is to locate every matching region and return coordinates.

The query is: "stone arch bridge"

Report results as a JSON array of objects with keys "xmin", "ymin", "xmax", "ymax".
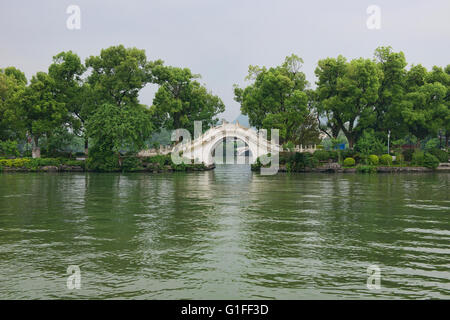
[
  {"xmin": 139, "ymin": 121, "xmax": 318, "ymax": 166},
  {"xmin": 171, "ymin": 121, "xmax": 281, "ymax": 166}
]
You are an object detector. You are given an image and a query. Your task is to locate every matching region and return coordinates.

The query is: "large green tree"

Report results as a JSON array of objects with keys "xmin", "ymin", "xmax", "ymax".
[
  {"xmin": 315, "ymin": 56, "xmax": 381, "ymax": 148},
  {"xmin": 85, "ymin": 45, "xmax": 156, "ymax": 162},
  {"xmin": 0, "ymin": 67, "xmax": 27, "ymax": 140},
  {"xmin": 312, "ymin": 56, "xmax": 347, "ymax": 140},
  {"xmin": 150, "ymin": 64, "xmax": 225, "ymax": 137},
  {"xmin": 402, "ymin": 80, "xmax": 448, "ymax": 146},
  {"xmin": 48, "ymin": 51, "xmax": 99, "ymax": 154},
  {"xmin": 15, "ymin": 72, "xmax": 67, "ymax": 158},
  {"xmin": 85, "ymin": 45, "xmax": 152, "ymax": 107},
  {"xmin": 426, "ymin": 65, "xmax": 450, "ymax": 147},
  {"xmin": 234, "ymin": 54, "xmax": 309, "ymax": 144},
  {"xmin": 86, "ymin": 103, "xmax": 153, "ymax": 171},
  {"xmin": 372, "ymin": 46, "xmax": 408, "ymax": 138}
]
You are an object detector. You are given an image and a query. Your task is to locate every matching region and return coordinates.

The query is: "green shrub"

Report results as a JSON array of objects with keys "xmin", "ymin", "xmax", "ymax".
[
  {"xmin": 423, "ymin": 153, "xmax": 440, "ymax": 169},
  {"xmin": 342, "ymin": 149, "xmax": 357, "ymax": 159},
  {"xmin": 428, "ymin": 148, "xmax": 448, "ymax": 163},
  {"xmin": 343, "ymin": 157, "xmax": 355, "ymax": 167},
  {"xmin": 0, "ymin": 140, "xmax": 19, "ymax": 157},
  {"xmin": 356, "ymin": 165, "xmax": 377, "ymax": 173},
  {"xmin": 280, "ymin": 152, "xmax": 319, "ymax": 171},
  {"xmin": 0, "ymin": 158, "xmax": 31, "ymax": 168},
  {"xmin": 27, "ymin": 158, "xmax": 61, "ymax": 167},
  {"xmin": 86, "ymin": 147, "xmax": 120, "ymax": 172},
  {"xmin": 424, "ymin": 138, "xmax": 440, "ymax": 150},
  {"xmin": 308, "ymin": 156, "xmax": 319, "ymax": 168},
  {"xmin": 412, "ymin": 150, "xmax": 425, "ymax": 166},
  {"xmin": 64, "ymin": 160, "xmax": 85, "ymax": 167},
  {"xmin": 146, "ymin": 154, "xmax": 172, "ymax": 166},
  {"xmin": 313, "ymin": 150, "xmax": 330, "ymax": 162},
  {"xmin": 380, "ymin": 154, "xmax": 393, "ymax": 166},
  {"xmin": 172, "ymin": 162, "xmax": 187, "ymax": 171},
  {"xmin": 121, "ymin": 155, "xmax": 141, "ymax": 172},
  {"xmin": 393, "ymin": 152, "xmax": 404, "ymax": 165},
  {"xmin": 402, "ymin": 149, "xmax": 414, "ymax": 162},
  {"xmin": 328, "ymin": 151, "xmax": 339, "ymax": 161},
  {"xmin": 279, "ymin": 152, "xmax": 291, "ymax": 165},
  {"xmin": 368, "ymin": 155, "xmax": 379, "ymax": 165},
  {"xmin": 283, "ymin": 141, "xmax": 295, "ymax": 152}
]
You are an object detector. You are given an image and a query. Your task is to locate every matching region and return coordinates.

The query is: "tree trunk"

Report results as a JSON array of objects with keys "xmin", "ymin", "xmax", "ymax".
[
  {"xmin": 32, "ymin": 136, "xmax": 41, "ymax": 158},
  {"xmin": 84, "ymin": 138, "xmax": 89, "ymax": 155},
  {"xmin": 348, "ymin": 136, "xmax": 354, "ymax": 149}
]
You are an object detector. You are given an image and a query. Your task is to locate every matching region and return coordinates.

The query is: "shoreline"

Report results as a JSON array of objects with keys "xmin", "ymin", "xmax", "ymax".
[
  {"xmin": 257, "ymin": 163, "xmax": 450, "ymax": 174},
  {"xmin": 0, "ymin": 164, "xmax": 216, "ymax": 173},
  {"xmin": 1, "ymin": 164, "xmax": 450, "ymax": 173}
]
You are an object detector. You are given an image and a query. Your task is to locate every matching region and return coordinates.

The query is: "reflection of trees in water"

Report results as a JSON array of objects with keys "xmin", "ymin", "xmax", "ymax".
[{"xmin": 132, "ymin": 171, "xmax": 223, "ymax": 280}]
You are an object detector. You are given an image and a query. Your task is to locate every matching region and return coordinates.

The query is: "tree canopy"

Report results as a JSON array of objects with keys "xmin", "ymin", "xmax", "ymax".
[
  {"xmin": 150, "ymin": 64, "xmax": 225, "ymax": 137},
  {"xmin": 234, "ymin": 54, "xmax": 309, "ymax": 144}
]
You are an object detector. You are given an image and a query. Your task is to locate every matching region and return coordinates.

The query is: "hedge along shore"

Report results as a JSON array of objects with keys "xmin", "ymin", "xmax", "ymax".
[
  {"xmin": 254, "ymin": 162, "xmax": 450, "ymax": 173},
  {"xmin": 2, "ymin": 163, "xmax": 450, "ymax": 174},
  {"xmin": 0, "ymin": 163, "xmax": 216, "ymax": 173},
  {"xmin": 0, "ymin": 156, "xmax": 216, "ymax": 173}
]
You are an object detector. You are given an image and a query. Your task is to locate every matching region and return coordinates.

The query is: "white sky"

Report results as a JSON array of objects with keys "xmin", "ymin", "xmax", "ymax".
[{"xmin": 1, "ymin": 0, "xmax": 449, "ymax": 121}]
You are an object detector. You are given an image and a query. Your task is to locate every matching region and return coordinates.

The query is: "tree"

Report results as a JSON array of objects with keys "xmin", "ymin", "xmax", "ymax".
[
  {"xmin": 401, "ymin": 82, "xmax": 447, "ymax": 146},
  {"xmin": 85, "ymin": 45, "xmax": 151, "ymax": 107},
  {"xmin": 150, "ymin": 64, "xmax": 225, "ymax": 138},
  {"xmin": 234, "ymin": 54, "xmax": 309, "ymax": 144},
  {"xmin": 315, "ymin": 56, "xmax": 381, "ymax": 148},
  {"xmin": 48, "ymin": 51, "xmax": 89, "ymax": 153},
  {"xmin": 293, "ymin": 112, "xmax": 321, "ymax": 146},
  {"xmin": 15, "ymin": 72, "xmax": 67, "ymax": 158},
  {"xmin": 0, "ymin": 67, "xmax": 27, "ymax": 141},
  {"xmin": 426, "ymin": 65, "xmax": 450, "ymax": 147},
  {"xmin": 312, "ymin": 56, "xmax": 347, "ymax": 140},
  {"xmin": 405, "ymin": 64, "xmax": 427, "ymax": 92},
  {"xmin": 85, "ymin": 45, "xmax": 158, "ymax": 159},
  {"xmin": 86, "ymin": 103, "xmax": 153, "ymax": 171},
  {"xmin": 372, "ymin": 46, "xmax": 408, "ymax": 138},
  {"xmin": 355, "ymin": 130, "xmax": 386, "ymax": 163}
]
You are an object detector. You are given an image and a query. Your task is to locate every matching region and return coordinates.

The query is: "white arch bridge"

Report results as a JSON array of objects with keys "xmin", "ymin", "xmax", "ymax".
[
  {"xmin": 173, "ymin": 121, "xmax": 281, "ymax": 165},
  {"xmin": 139, "ymin": 121, "xmax": 281, "ymax": 166}
]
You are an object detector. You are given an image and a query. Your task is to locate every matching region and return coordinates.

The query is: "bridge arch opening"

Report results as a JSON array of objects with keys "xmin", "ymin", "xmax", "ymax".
[{"xmin": 208, "ymin": 136, "xmax": 255, "ymax": 165}]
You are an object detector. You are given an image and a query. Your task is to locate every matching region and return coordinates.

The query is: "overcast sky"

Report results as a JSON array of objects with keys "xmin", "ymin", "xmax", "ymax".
[{"xmin": 1, "ymin": 0, "xmax": 449, "ymax": 121}]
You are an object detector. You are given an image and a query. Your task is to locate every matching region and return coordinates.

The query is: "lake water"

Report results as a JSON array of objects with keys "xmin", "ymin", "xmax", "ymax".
[{"xmin": 0, "ymin": 165, "xmax": 449, "ymax": 299}]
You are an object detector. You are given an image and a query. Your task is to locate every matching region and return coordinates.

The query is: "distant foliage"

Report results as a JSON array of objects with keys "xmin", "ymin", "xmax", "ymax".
[
  {"xmin": 356, "ymin": 130, "xmax": 386, "ymax": 157},
  {"xmin": 412, "ymin": 150, "xmax": 425, "ymax": 166},
  {"xmin": 313, "ymin": 150, "xmax": 330, "ymax": 162},
  {"xmin": 423, "ymin": 153, "xmax": 440, "ymax": 169},
  {"xmin": 0, "ymin": 140, "xmax": 19, "ymax": 157},
  {"xmin": 428, "ymin": 148, "xmax": 448, "ymax": 163},
  {"xmin": 402, "ymin": 149, "xmax": 414, "ymax": 162}
]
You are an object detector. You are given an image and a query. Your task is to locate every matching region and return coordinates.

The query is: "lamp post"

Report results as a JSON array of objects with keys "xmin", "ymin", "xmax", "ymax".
[{"xmin": 387, "ymin": 130, "xmax": 391, "ymax": 155}]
